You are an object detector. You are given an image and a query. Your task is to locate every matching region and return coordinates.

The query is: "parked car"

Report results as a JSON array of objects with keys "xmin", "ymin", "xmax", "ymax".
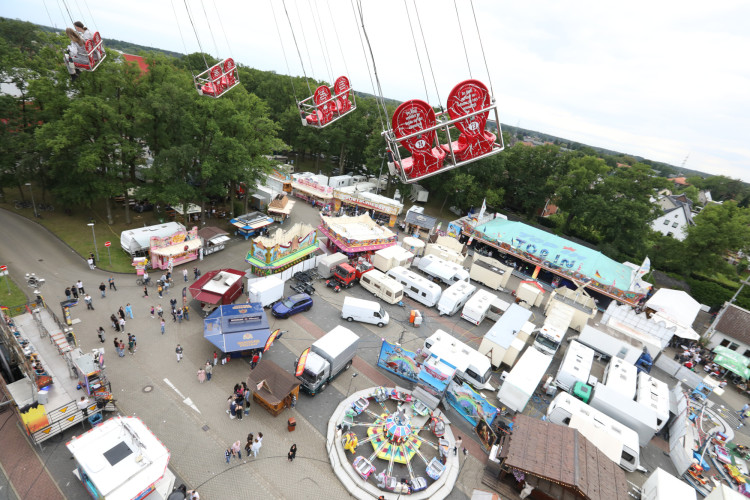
[
  {"xmin": 133, "ymin": 201, "xmax": 154, "ymax": 213},
  {"xmin": 271, "ymin": 293, "xmax": 313, "ymax": 318}
]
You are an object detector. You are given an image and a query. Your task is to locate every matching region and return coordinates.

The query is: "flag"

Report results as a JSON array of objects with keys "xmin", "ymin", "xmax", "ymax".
[
  {"xmin": 264, "ymin": 329, "xmax": 280, "ymax": 352},
  {"xmin": 637, "ymin": 257, "xmax": 651, "ymax": 278},
  {"xmin": 478, "ymin": 198, "xmax": 487, "ymax": 219},
  {"xmin": 595, "ymin": 270, "xmax": 602, "ymax": 279},
  {"xmin": 295, "ymin": 347, "xmax": 310, "ymax": 377}
]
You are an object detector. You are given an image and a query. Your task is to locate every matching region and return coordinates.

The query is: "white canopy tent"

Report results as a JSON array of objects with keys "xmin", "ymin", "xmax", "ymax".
[{"xmin": 645, "ymin": 288, "xmax": 701, "ymax": 341}]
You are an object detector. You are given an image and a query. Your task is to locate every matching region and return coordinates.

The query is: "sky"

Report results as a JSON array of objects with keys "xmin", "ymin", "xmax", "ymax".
[{"xmin": 4, "ymin": 0, "xmax": 750, "ymax": 181}]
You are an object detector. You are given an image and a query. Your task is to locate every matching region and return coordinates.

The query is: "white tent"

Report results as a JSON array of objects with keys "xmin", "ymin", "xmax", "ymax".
[{"xmin": 645, "ymin": 288, "xmax": 701, "ymax": 340}]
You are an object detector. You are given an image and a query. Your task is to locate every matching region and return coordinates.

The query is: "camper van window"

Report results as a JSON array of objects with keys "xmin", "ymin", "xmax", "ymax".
[
  {"xmin": 421, "ymin": 292, "xmax": 427, "ymax": 297},
  {"xmin": 563, "ymin": 417, "xmax": 571, "ymax": 425},
  {"xmin": 466, "ymin": 368, "xmax": 479, "ymax": 381},
  {"xmin": 616, "ymin": 348, "xmax": 628, "ymax": 359},
  {"xmin": 386, "ymin": 291, "xmax": 392, "ymax": 297},
  {"xmin": 374, "ymin": 312, "xmax": 380, "ymax": 318},
  {"xmin": 622, "ymin": 450, "xmax": 635, "ymax": 464},
  {"xmin": 410, "ymin": 286, "xmax": 419, "ymax": 293}
]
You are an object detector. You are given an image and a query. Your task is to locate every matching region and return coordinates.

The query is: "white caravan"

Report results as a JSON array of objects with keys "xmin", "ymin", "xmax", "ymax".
[
  {"xmin": 386, "ymin": 266, "xmax": 442, "ymax": 307},
  {"xmin": 360, "ymin": 270, "xmax": 404, "ymax": 305},
  {"xmin": 423, "ymin": 330, "xmax": 493, "ymax": 391},
  {"xmin": 555, "ymin": 340, "xmax": 595, "ymax": 393},
  {"xmin": 437, "ymin": 281, "xmax": 477, "ymax": 316}
]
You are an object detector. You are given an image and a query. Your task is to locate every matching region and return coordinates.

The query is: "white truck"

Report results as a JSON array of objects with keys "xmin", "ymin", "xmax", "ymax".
[
  {"xmin": 317, "ymin": 252, "xmax": 348, "ymax": 279},
  {"xmin": 461, "ymin": 289, "xmax": 511, "ymax": 325},
  {"xmin": 296, "ymin": 326, "xmax": 360, "ymax": 396},
  {"xmin": 372, "ymin": 246, "xmax": 414, "ymax": 273},
  {"xmin": 575, "ymin": 324, "xmax": 654, "ymax": 364},
  {"xmin": 423, "ymin": 330, "xmax": 494, "ymax": 391},
  {"xmin": 497, "ymin": 346, "xmax": 553, "ymax": 413},
  {"xmin": 478, "ymin": 303, "xmax": 533, "ymax": 369},
  {"xmin": 417, "ymin": 254, "xmax": 470, "ymax": 285},
  {"xmin": 469, "ymin": 256, "xmax": 513, "ymax": 291},
  {"xmin": 533, "ymin": 301, "xmax": 575, "ymax": 356},
  {"xmin": 554, "ymin": 340, "xmax": 595, "ymax": 393},
  {"xmin": 589, "ymin": 382, "xmax": 659, "ymax": 447},
  {"xmin": 246, "ymin": 276, "xmax": 285, "ymax": 308},
  {"xmin": 437, "ymin": 281, "xmax": 476, "ymax": 316}
]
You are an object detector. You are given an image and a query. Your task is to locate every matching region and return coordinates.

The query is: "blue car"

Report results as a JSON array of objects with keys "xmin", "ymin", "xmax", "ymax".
[{"xmin": 271, "ymin": 293, "xmax": 313, "ymax": 318}]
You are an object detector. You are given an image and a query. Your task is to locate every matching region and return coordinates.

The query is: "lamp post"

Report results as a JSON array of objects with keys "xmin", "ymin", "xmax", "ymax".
[
  {"xmin": 346, "ymin": 372, "xmax": 358, "ymax": 398},
  {"xmin": 25, "ymin": 182, "xmax": 38, "ymax": 218},
  {"xmin": 87, "ymin": 223, "xmax": 99, "ymax": 262},
  {"xmin": 376, "ymin": 151, "xmax": 386, "ymax": 195}
]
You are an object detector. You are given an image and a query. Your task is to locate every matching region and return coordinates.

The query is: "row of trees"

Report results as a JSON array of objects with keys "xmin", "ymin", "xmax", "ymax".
[{"xmin": 2, "ymin": 18, "xmax": 750, "ymax": 306}]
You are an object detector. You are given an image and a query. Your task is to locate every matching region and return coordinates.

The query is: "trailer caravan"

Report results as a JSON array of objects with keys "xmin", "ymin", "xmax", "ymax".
[
  {"xmin": 640, "ymin": 468, "xmax": 696, "ymax": 500},
  {"xmin": 555, "ymin": 341, "xmax": 595, "ymax": 393},
  {"xmin": 470, "ymin": 256, "xmax": 513, "ymax": 291},
  {"xmin": 545, "ymin": 286, "xmax": 598, "ymax": 331},
  {"xmin": 386, "ymin": 266, "xmax": 441, "ymax": 307},
  {"xmin": 636, "ymin": 372, "xmax": 670, "ymax": 431},
  {"xmin": 497, "ymin": 346, "xmax": 552, "ymax": 413},
  {"xmin": 372, "ymin": 246, "xmax": 414, "ymax": 273},
  {"xmin": 575, "ymin": 324, "xmax": 655, "ymax": 364},
  {"xmin": 437, "ymin": 281, "xmax": 476, "ymax": 316},
  {"xmin": 546, "ymin": 393, "xmax": 640, "ymax": 472},
  {"xmin": 589, "ymin": 382, "xmax": 659, "ymax": 447},
  {"xmin": 423, "ymin": 330, "xmax": 493, "ymax": 390},
  {"xmin": 602, "ymin": 358, "xmax": 638, "ymax": 400},
  {"xmin": 360, "ymin": 270, "xmax": 404, "ymax": 305},
  {"xmin": 478, "ymin": 304, "xmax": 534, "ymax": 368},
  {"xmin": 417, "ymin": 254, "xmax": 470, "ymax": 285},
  {"xmin": 461, "ymin": 289, "xmax": 511, "ymax": 325},
  {"xmin": 120, "ymin": 222, "xmax": 185, "ymax": 257}
]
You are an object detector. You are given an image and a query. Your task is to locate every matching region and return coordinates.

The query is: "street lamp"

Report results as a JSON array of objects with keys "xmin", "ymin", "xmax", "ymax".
[
  {"xmin": 346, "ymin": 372, "xmax": 358, "ymax": 398},
  {"xmin": 87, "ymin": 222, "xmax": 99, "ymax": 262},
  {"xmin": 25, "ymin": 182, "xmax": 38, "ymax": 218},
  {"xmin": 376, "ymin": 151, "xmax": 387, "ymax": 195}
]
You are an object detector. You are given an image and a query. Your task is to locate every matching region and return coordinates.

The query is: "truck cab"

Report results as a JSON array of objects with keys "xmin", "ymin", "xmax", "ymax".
[
  {"xmin": 332, "ymin": 260, "xmax": 373, "ymax": 288},
  {"xmin": 296, "ymin": 326, "xmax": 359, "ymax": 395},
  {"xmin": 533, "ymin": 303, "xmax": 575, "ymax": 356}
]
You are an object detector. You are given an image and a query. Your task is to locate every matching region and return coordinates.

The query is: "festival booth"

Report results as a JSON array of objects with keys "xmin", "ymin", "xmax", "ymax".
[
  {"xmin": 120, "ymin": 222, "xmax": 185, "ymax": 257},
  {"xmin": 461, "ymin": 216, "xmax": 651, "ymax": 306},
  {"xmin": 333, "ymin": 186, "xmax": 403, "ymax": 227},
  {"xmin": 292, "ymin": 176, "xmax": 334, "ymax": 208},
  {"xmin": 203, "ymin": 303, "xmax": 272, "ymax": 357},
  {"xmin": 229, "ymin": 211, "xmax": 274, "ymax": 240},
  {"xmin": 66, "ymin": 416, "xmax": 174, "ymax": 500},
  {"xmin": 149, "ymin": 226, "xmax": 201, "ymax": 270},
  {"xmin": 318, "ymin": 214, "xmax": 398, "ymax": 258},
  {"xmin": 197, "ymin": 226, "xmax": 230, "ymax": 256},
  {"xmin": 189, "ymin": 268, "xmax": 246, "ymax": 316},
  {"xmin": 268, "ymin": 194, "xmax": 296, "ymax": 223},
  {"xmin": 246, "ymin": 360, "xmax": 301, "ymax": 416},
  {"xmin": 644, "ymin": 288, "xmax": 702, "ymax": 341},
  {"xmin": 167, "ymin": 203, "xmax": 202, "ymax": 222},
  {"xmin": 245, "ymin": 223, "xmax": 318, "ymax": 276}
]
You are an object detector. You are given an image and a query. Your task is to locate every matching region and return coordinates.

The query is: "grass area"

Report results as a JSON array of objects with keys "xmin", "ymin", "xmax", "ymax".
[{"xmin": 0, "ymin": 274, "xmax": 29, "ymax": 310}]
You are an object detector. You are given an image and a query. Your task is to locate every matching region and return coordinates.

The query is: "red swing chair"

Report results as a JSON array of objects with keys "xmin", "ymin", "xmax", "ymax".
[
  {"xmin": 195, "ymin": 57, "xmax": 239, "ymax": 98},
  {"xmin": 67, "ymin": 31, "xmax": 107, "ymax": 72},
  {"xmin": 299, "ymin": 75, "xmax": 357, "ymax": 128}
]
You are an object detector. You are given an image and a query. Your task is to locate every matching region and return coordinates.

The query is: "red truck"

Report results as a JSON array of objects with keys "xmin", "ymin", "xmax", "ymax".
[{"xmin": 326, "ymin": 260, "xmax": 374, "ymax": 291}]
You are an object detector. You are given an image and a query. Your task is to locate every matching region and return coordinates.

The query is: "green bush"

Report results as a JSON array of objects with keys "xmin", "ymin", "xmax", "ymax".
[{"xmin": 685, "ymin": 278, "xmax": 733, "ymax": 311}]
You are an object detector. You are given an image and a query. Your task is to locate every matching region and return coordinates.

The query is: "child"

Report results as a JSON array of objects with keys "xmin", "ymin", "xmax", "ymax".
[
  {"xmin": 150, "ymin": 305, "xmax": 155, "ymax": 318},
  {"xmin": 225, "ymin": 448, "xmax": 231, "ymax": 463}
]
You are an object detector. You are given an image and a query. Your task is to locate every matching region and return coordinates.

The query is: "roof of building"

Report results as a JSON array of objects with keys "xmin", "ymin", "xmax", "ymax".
[
  {"xmin": 715, "ymin": 304, "xmax": 750, "ymax": 345},
  {"xmin": 671, "ymin": 177, "xmax": 690, "ymax": 186},
  {"xmin": 246, "ymin": 360, "xmax": 300, "ymax": 405},
  {"xmin": 197, "ymin": 226, "xmax": 229, "ymax": 241},
  {"xmin": 121, "ymin": 53, "xmax": 149, "ymax": 74},
  {"xmin": 501, "ymin": 414, "xmax": 629, "ymax": 500},
  {"xmin": 405, "ymin": 210, "xmax": 438, "ymax": 228}
]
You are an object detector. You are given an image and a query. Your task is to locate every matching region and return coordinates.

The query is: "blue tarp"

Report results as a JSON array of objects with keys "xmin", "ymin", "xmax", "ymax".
[{"xmin": 203, "ymin": 303, "xmax": 271, "ymax": 353}]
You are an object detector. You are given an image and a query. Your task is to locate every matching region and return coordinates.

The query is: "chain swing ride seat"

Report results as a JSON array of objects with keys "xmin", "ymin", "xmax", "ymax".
[
  {"xmin": 387, "ymin": 99, "xmax": 447, "ymax": 180},
  {"xmin": 440, "ymin": 79, "xmax": 499, "ymax": 162},
  {"xmin": 299, "ymin": 75, "xmax": 356, "ymax": 128},
  {"xmin": 66, "ymin": 32, "xmax": 107, "ymax": 72},
  {"xmin": 195, "ymin": 57, "xmax": 239, "ymax": 98}
]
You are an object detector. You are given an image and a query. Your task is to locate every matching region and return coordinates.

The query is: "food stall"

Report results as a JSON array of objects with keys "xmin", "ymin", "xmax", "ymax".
[
  {"xmin": 149, "ymin": 226, "xmax": 201, "ymax": 270},
  {"xmin": 197, "ymin": 226, "xmax": 231, "ymax": 256},
  {"xmin": 333, "ymin": 186, "xmax": 403, "ymax": 227},
  {"xmin": 189, "ymin": 268, "xmax": 246, "ymax": 316},
  {"xmin": 245, "ymin": 223, "xmax": 319, "ymax": 276},
  {"xmin": 292, "ymin": 176, "xmax": 334, "ymax": 208},
  {"xmin": 246, "ymin": 360, "xmax": 301, "ymax": 416},
  {"xmin": 73, "ymin": 349, "xmax": 110, "ymax": 399},
  {"xmin": 203, "ymin": 303, "xmax": 272, "ymax": 357},
  {"xmin": 318, "ymin": 214, "xmax": 398, "ymax": 258},
  {"xmin": 268, "ymin": 194, "xmax": 296, "ymax": 223},
  {"xmin": 66, "ymin": 416, "xmax": 175, "ymax": 500},
  {"xmin": 230, "ymin": 211, "xmax": 274, "ymax": 240}
]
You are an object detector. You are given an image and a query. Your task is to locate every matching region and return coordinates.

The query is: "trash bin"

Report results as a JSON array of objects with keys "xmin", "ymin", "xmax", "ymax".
[
  {"xmin": 88, "ymin": 413, "xmax": 103, "ymax": 426},
  {"xmin": 288, "ymin": 417, "xmax": 296, "ymax": 432}
]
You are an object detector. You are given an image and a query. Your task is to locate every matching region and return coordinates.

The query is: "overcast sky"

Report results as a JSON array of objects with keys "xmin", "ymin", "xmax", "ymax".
[{"xmin": 5, "ymin": 0, "xmax": 749, "ymax": 181}]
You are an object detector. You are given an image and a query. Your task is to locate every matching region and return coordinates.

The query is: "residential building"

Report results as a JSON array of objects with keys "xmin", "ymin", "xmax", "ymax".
[
  {"xmin": 651, "ymin": 194, "xmax": 694, "ymax": 241},
  {"xmin": 706, "ymin": 303, "xmax": 750, "ymax": 359}
]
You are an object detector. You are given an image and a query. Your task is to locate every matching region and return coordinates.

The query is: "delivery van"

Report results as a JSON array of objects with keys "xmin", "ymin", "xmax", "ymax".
[
  {"xmin": 386, "ymin": 266, "xmax": 442, "ymax": 307},
  {"xmin": 437, "ymin": 281, "xmax": 476, "ymax": 316},
  {"xmin": 360, "ymin": 270, "xmax": 404, "ymax": 304},
  {"xmin": 341, "ymin": 296, "xmax": 389, "ymax": 327}
]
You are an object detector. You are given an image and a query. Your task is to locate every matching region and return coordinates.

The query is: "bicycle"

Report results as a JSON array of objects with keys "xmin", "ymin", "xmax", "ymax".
[
  {"xmin": 13, "ymin": 200, "xmax": 32, "ymax": 209},
  {"xmin": 37, "ymin": 203, "xmax": 54, "ymax": 212},
  {"xmin": 135, "ymin": 277, "xmax": 155, "ymax": 287}
]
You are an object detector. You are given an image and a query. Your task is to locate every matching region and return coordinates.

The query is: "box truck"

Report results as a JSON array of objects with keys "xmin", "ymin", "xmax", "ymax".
[
  {"xmin": 478, "ymin": 303, "xmax": 534, "ymax": 369},
  {"xmin": 589, "ymin": 382, "xmax": 659, "ymax": 446},
  {"xmin": 360, "ymin": 270, "xmax": 404, "ymax": 304},
  {"xmin": 555, "ymin": 340, "xmax": 595, "ymax": 393},
  {"xmin": 417, "ymin": 254, "xmax": 470, "ymax": 285},
  {"xmin": 296, "ymin": 326, "xmax": 359, "ymax": 395},
  {"xmin": 545, "ymin": 286, "xmax": 598, "ymax": 332},
  {"xmin": 470, "ymin": 256, "xmax": 513, "ymax": 291},
  {"xmin": 636, "ymin": 372, "xmax": 670, "ymax": 431},
  {"xmin": 574, "ymin": 324, "xmax": 650, "ymax": 364},
  {"xmin": 546, "ymin": 392, "xmax": 640, "ymax": 472},
  {"xmin": 246, "ymin": 276, "xmax": 285, "ymax": 308},
  {"xmin": 423, "ymin": 330, "xmax": 493, "ymax": 391},
  {"xmin": 437, "ymin": 281, "xmax": 476, "ymax": 316},
  {"xmin": 317, "ymin": 252, "xmax": 349, "ymax": 279},
  {"xmin": 497, "ymin": 346, "xmax": 553, "ymax": 413},
  {"xmin": 341, "ymin": 296, "xmax": 389, "ymax": 327},
  {"xmin": 533, "ymin": 301, "xmax": 575, "ymax": 356},
  {"xmin": 461, "ymin": 289, "xmax": 511, "ymax": 325},
  {"xmin": 386, "ymin": 266, "xmax": 441, "ymax": 307},
  {"xmin": 372, "ymin": 246, "xmax": 414, "ymax": 273}
]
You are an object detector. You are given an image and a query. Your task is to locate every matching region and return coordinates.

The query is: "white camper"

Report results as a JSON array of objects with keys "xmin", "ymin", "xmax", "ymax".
[
  {"xmin": 423, "ymin": 330, "xmax": 493, "ymax": 390},
  {"xmin": 424, "ymin": 243, "xmax": 465, "ymax": 266},
  {"xmin": 461, "ymin": 289, "xmax": 511, "ymax": 325},
  {"xmin": 360, "ymin": 270, "xmax": 404, "ymax": 304},
  {"xmin": 636, "ymin": 372, "xmax": 670, "ymax": 431},
  {"xmin": 602, "ymin": 358, "xmax": 638, "ymax": 400},
  {"xmin": 470, "ymin": 256, "xmax": 513, "ymax": 291},
  {"xmin": 372, "ymin": 246, "xmax": 414, "ymax": 273},
  {"xmin": 497, "ymin": 346, "xmax": 553, "ymax": 413},
  {"xmin": 437, "ymin": 281, "xmax": 477, "ymax": 316},
  {"xmin": 417, "ymin": 254, "xmax": 470, "ymax": 285},
  {"xmin": 555, "ymin": 340, "xmax": 595, "ymax": 393},
  {"xmin": 341, "ymin": 297, "xmax": 389, "ymax": 327},
  {"xmin": 120, "ymin": 222, "xmax": 185, "ymax": 257},
  {"xmin": 386, "ymin": 266, "xmax": 441, "ymax": 307},
  {"xmin": 246, "ymin": 276, "xmax": 285, "ymax": 308},
  {"xmin": 479, "ymin": 304, "xmax": 534, "ymax": 368},
  {"xmin": 546, "ymin": 393, "xmax": 640, "ymax": 472},
  {"xmin": 641, "ymin": 468, "xmax": 696, "ymax": 500},
  {"xmin": 576, "ymin": 324, "xmax": 655, "ymax": 364},
  {"xmin": 589, "ymin": 382, "xmax": 659, "ymax": 447}
]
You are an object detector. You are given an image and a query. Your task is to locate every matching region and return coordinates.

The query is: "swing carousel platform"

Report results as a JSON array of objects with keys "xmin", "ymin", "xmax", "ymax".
[{"xmin": 327, "ymin": 386, "xmax": 461, "ymax": 500}]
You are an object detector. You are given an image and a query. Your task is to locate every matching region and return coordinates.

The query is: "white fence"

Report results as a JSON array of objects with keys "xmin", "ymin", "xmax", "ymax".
[{"xmin": 245, "ymin": 254, "xmax": 323, "ymax": 287}]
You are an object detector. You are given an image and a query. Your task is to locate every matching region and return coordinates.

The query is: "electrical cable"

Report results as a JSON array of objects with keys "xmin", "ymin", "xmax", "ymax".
[
  {"xmin": 326, "ymin": 0, "xmax": 350, "ymax": 82},
  {"xmin": 170, "ymin": 0, "xmax": 196, "ymax": 77},
  {"xmin": 182, "ymin": 0, "xmax": 209, "ymax": 69},
  {"xmin": 402, "ymin": 0, "xmax": 431, "ymax": 104},
  {"xmin": 83, "ymin": 0, "xmax": 97, "ymax": 33},
  {"xmin": 60, "ymin": 0, "xmax": 75, "ymax": 24},
  {"xmin": 354, "ymin": 0, "xmax": 389, "ymax": 129},
  {"xmin": 454, "ymin": 0, "xmax": 472, "ymax": 78},
  {"xmin": 199, "ymin": 0, "xmax": 221, "ymax": 59},
  {"xmin": 282, "ymin": 0, "xmax": 313, "ymax": 96},
  {"xmin": 55, "ymin": 0, "xmax": 67, "ymax": 29}
]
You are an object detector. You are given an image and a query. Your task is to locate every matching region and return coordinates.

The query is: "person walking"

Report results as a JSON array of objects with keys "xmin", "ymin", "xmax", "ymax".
[
  {"xmin": 197, "ymin": 367, "xmax": 206, "ymax": 383},
  {"xmin": 227, "ymin": 398, "xmax": 237, "ymax": 419},
  {"xmin": 235, "ymin": 398, "xmax": 244, "ymax": 420},
  {"xmin": 127, "ymin": 334, "xmax": 135, "ymax": 355},
  {"xmin": 71, "ymin": 285, "xmax": 79, "ymax": 300},
  {"xmin": 113, "ymin": 337, "xmax": 119, "ymax": 354},
  {"xmin": 183, "ymin": 305, "xmax": 190, "ymax": 321},
  {"xmin": 118, "ymin": 306, "xmax": 126, "ymax": 321},
  {"xmin": 157, "ymin": 304, "xmax": 163, "ymax": 318},
  {"xmin": 193, "ymin": 267, "xmax": 199, "ymax": 280},
  {"xmin": 250, "ymin": 437, "xmax": 261, "ymax": 458},
  {"xmin": 205, "ymin": 361, "xmax": 212, "ymax": 381},
  {"xmin": 143, "ymin": 285, "xmax": 149, "ymax": 298},
  {"xmin": 177, "ymin": 308, "xmax": 183, "ymax": 323},
  {"xmin": 150, "ymin": 305, "xmax": 155, "ymax": 318},
  {"xmin": 99, "ymin": 282, "xmax": 106, "ymax": 298},
  {"xmin": 171, "ymin": 307, "xmax": 177, "ymax": 322},
  {"xmin": 157, "ymin": 283, "xmax": 163, "ymax": 298},
  {"xmin": 84, "ymin": 294, "xmax": 94, "ymax": 310},
  {"xmin": 160, "ymin": 319, "xmax": 166, "ymax": 335},
  {"xmin": 170, "ymin": 298, "xmax": 177, "ymax": 310},
  {"xmin": 251, "ymin": 351, "xmax": 259, "ymax": 370},
  {"xmin": 118, "ymin": 339, "xmax": 126, "ymax": 357},
  {"xmin": 183, "ymin": 268, "xmax": 188, "ymax": 282},
  {"xmin": 454, "ymin": 436, "xmax": 462, "ymax": 455},
  {"xmin": 108, "ymin": 276, "xmax": 117, "ymax": 291},
  {"xmin": 97, "ymin": 327, "xmax": 105, "ymax": 343},
  {"xmin": 77, "ymin": 280, "xmax": 85, "ymax": 295},
  {"xmin": 231, "ymin": 440, "xmax": 242, "ymax": 460},
  {"xmin": 175, "ymin": 344, "xmax": 183, "ymax": 362},
  {"xmin": 213, "ymin": 351, "xmax": 218, "ymax": 366},
  {"xmin": 288, "ymin": 444, "xmax": 297, "ymax": 462},
  {"xmin": 65, "ymin": 287, "xmax": 72, "ymax": 300},
  {"xmin": 87, "ymin": 257, "xmax": 95, "ymax": 270},
  {"xmin": 245, "ymin": 435, "xmax": 254, "ymax": 456},
  {"xmin": 131, "ymin": 333, "xmax": 137, "ymax": 352},
  {"xmin": 118, "ymin": 317, "xmax": 126, "ymax": 331},
  {"xmin": 125, "ymin": 303, "xmax": 133, "ymax": 319},
  {"xmin": 225, "ymin": 447, "xmax": 232, "ymax": 464}
]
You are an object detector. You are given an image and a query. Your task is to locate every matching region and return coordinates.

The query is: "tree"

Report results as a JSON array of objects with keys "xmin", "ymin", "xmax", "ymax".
[
  {"xmin": 684, "ymin": 202, "xmax": 750, "ymax": 274},
  {"xmin": 555, "ymin": 155, "xmax": 610, "ymax": 232}
]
